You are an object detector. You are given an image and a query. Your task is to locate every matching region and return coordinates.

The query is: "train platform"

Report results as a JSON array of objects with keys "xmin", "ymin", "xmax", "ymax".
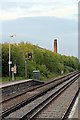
[
  {"xmin": 0, "ymin": 79, "xmax": 44, "ymax": 100},
  {"xmin": 0, "ymin": 79, "xmax": 32, "ymax": 88},
  {"xmin": 0, "ymin": 79, "xmax": 44, "ymax": 89}
]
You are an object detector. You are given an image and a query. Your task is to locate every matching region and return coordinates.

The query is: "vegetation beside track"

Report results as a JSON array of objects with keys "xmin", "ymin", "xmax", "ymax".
[{"xmin": 2, "ymin": 42, "xmax": 80, "ymax": 82}]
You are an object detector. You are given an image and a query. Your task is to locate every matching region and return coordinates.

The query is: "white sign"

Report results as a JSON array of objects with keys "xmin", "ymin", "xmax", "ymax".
[
  {"xmin": 61, "ymin": 70, "xmax": 63, "ymax": 74},
  {"xmin": 8, "ymin": 61, "xmax": 12, "ymax": 64},
  {"xmin": 11, "ymin": 67, "xmax": 14, "ymax": 71}
]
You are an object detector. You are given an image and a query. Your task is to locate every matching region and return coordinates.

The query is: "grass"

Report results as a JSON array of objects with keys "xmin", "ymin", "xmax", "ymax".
[
  {"xmin": 40, "ymin": 72, "xmax": 69, "ymax": 82},
  {"xmin": 1, "ymin": 76, "xmax": 25, "ymax": 83},
  {"xmin": 1, "ymin": 72, "xmax": 68, "ymax": 83},
  {"xmin": 40, "ymin": 73, "xmax": 62, "ymax": 82}
]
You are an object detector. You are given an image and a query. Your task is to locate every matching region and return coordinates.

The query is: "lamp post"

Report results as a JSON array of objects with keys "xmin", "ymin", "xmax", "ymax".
[{"xmin": 8, "ymin": 34, "xmax": 16, "ymax": 81}]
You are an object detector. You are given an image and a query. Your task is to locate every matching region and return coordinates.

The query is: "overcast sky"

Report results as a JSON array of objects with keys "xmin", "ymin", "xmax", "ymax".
[
  {"xmin": 0, "ymin": 0, "xmax": 78, "ymax": 20},
  {"xmin": 0, "ymin": 0, "xmax": 79, "ymax": 57}
]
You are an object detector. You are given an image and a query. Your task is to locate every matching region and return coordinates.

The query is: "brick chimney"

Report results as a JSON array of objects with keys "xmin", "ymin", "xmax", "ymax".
[{"xmin": 54, "ymin": 39, "xmax": 57, "ymax": 53}]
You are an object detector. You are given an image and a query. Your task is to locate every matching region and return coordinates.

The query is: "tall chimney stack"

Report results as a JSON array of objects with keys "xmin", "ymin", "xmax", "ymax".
[{"xmin": 54, "ymin": 39, "xmax": 57, "ymax": 53}]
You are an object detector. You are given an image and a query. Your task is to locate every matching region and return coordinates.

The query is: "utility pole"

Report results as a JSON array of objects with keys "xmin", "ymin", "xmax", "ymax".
[
  {"xmin": 25, "ymin": 60, "xmax": 27, "ymax": 79},
  {"xmin": 8, "ymin": 34, "xmax": 16, "ymax": 81},
  {"xmin": 9, "ymin": 38, "xmax": 11, "ymax": 81}
]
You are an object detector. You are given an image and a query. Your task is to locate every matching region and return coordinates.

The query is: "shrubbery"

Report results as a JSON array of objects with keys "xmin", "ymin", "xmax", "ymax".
[{"xmin": 2, "ymin": 42, "xmax": 80, "ymax": 80}]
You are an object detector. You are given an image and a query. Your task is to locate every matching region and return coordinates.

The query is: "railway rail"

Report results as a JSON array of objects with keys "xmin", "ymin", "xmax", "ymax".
[
  {"xmin": 1, "ymin": 71, "xmax": 77, "ymax": 103},
  {"xmin": 33, "ymin": 79, "xmax": 79, "ymax": 120},
  {"xmin": 1, "ymin": 71, "xmax": 79, "ymax": 119},
  {"xmin": 1, "ymin": 71, "xmax": 78, "ymax": 114}
]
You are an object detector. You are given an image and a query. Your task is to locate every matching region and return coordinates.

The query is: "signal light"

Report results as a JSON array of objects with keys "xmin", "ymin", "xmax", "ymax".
[{"xmin": 28, "ymin": 52, "xmax": 32, "ymax": 59}]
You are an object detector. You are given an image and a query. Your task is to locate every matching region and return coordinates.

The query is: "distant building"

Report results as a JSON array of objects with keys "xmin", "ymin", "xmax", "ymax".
[{"xmin": 54, "ymin": 39, "xmax": 57, "ymax": 53}]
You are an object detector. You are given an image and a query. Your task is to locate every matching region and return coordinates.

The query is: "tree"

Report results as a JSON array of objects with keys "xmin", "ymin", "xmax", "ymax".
[{"xmin": 2, "ymin": 42, "xmax": 80, "ymax": 79}]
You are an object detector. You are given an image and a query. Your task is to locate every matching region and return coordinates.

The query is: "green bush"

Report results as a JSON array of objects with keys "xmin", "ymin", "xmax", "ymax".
[{"xmin": 1, "ymin": 42, "xmax": 80, "ymax": 81}]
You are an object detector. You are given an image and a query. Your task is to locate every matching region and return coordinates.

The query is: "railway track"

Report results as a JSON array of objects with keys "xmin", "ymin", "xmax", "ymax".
[
  {"xmin": 1, "ymin": 71, "xmax": 78, "ymax": 114},
  {"xmin": 20, "ymin": 73, "xmax": 80, "ymax": 120},
  {"xmin": 33, "ymin": 80, "xmax": 79, "ymax": 120},
  {"xmin": 1, "ymin": 71, "xmax": 77, "ymax": 103},
  {"xmin": 1, "ymin": 71, "xmax": 80, "ymax": 119}
]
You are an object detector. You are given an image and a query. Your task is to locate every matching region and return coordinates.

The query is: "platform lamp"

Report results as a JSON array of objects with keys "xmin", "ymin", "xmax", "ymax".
[{"xmin": 8, "ymin": 34, "xmax": 16, "ymax": 81}]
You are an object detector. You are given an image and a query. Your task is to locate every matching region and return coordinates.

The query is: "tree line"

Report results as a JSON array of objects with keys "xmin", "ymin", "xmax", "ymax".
[{"xmin": 2, "ymin": 42, "xmax": 80, "ymax": 80}]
